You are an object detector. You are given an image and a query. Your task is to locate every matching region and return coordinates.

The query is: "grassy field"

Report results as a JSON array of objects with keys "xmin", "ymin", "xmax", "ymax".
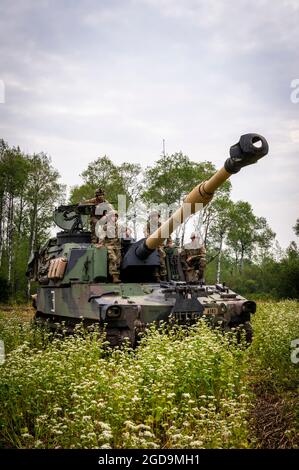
[{"xmin": 0, "ymin": 301, "xmax": 298, "ymax": 449}]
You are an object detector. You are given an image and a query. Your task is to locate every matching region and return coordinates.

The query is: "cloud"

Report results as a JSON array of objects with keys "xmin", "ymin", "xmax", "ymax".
[{"xmin": 0, "ymin": 0, "xmax": 298, "ymax": 247}]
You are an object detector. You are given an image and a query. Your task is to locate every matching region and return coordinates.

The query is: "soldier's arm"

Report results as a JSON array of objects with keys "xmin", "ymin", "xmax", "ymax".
[
  {"xmin": 186, "ymin": 246, "xmax": 206, "ymax": 263},
  {"xmin": 187, "ymin": 254, "xmax": 201, "ymax": 262},
  {"xmin": 97, "ymin": 224, "xmax": 107, "ymax": 243},
  {"xmin": 80, "ymin": 197, "xmax": 96, "ymax": 205}
]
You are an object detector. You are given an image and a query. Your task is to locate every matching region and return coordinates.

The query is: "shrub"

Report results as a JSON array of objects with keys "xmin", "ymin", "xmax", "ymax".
[
  {"xmin": 250, "ymin": 301, "xmax": 299, "ymax": 390},
  {"xmin": 1, "ymin": 301, "xmax": 298, "ymax": 449}
]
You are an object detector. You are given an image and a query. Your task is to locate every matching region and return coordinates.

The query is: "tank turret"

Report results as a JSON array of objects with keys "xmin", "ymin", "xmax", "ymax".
[{"xmin": 122, "ymin": 133, "xmax": 268, "ymax": 273}]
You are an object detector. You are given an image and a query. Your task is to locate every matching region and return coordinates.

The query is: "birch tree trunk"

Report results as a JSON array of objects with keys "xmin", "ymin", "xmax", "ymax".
[
  {"xmin": 240, "ymin": 244, "xmax": 245, "ymax": 273},
  {"xmin": 7, "ymin": 194, "xmax": 14, "ymax": 283},
  {"xmin": 27, "ymin": 199, "xmax": 38, "ymax": 301},
  {"xmin": 204, "ymin": 211, "xmax": 211, "ymax": 246}
]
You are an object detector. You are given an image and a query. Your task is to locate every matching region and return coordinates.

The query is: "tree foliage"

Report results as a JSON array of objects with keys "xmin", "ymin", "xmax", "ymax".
[
  {"xmin": 293, "ymin": 218, "xmax": 299, "ymax": 237},
  {"xmin": 226, "ymin": 202, "xmax": 275, "ymax": 272},
  {"xmin": 142, "ymin": 152, "xmax": 231, "ymax": 244},
  {"xmin": 0, "ymin": 140, "xmax": 65, "ymax": 299},
  {"xmin": 141, "ymin": 152, "xmax": 227, "ymax": 206},
  {"xmin": 205, "ymin": 243, "xmax": 299, "ymax": 299},
  {"xmin": 70, "ymin": 156, "xmax": 142, "ymax": 207}
]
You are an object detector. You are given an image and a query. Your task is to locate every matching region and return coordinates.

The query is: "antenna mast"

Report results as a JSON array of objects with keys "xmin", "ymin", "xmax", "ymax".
[{"xmin": 162, "ymin": 139, "xmax": 166, "ymax": 157}]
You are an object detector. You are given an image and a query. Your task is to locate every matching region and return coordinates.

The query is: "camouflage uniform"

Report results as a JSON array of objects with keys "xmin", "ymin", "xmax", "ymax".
[
  {"xmin": 97, "ymin": 213, "xmax": 121, "ymax": 281},
  {"xmin": 80, "ymin": 189, "xmax": 114, "ymax": 244},
  {"xmin": 181, "ymin": 235, "xmax": 206, "ymax": 282},
  {"xmin": 106, "ymin": 241, "xmax": 121, "ymax": 278},
  {"xmin": 145, "ymin": 212, "xmax": 167, "ymax": 281},
  {"xmin": 158, "ymin": 246, "xmax": 167, "ymax": 281}
]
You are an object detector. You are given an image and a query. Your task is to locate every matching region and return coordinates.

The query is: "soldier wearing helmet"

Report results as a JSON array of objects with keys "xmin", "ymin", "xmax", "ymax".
[
  {"xmin": 82, "ymin": 188, "xmax": 105, "ymax": 204},
  {"xmin": 144, "ymin": 210, "xmax": 167, "ymax": 282},
  {"xmin": 95, "ymin": 210, "xmax": 121, "ymax": 283},
  {"xmin": 80, "ymin": 188, "xmax": 114, "ymax": 244},
  {"xmin": 181, "ymin": 232, "xmax": 206, "ymax": 282}
]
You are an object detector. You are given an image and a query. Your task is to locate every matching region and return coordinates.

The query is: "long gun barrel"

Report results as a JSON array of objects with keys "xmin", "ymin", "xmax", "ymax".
[{"xmin": 135, "ymin": 133, "xmax": 268, "ymax": 258}]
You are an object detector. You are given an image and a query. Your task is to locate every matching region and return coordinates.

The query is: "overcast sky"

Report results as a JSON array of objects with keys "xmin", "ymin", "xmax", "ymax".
[{"xmin": 0, "ymin": 0, "xmax": 298, "ymax": 247}]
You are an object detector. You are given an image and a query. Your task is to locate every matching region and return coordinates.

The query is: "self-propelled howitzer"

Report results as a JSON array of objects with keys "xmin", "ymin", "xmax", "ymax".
[{"xmin": 28, "ymin": 133, "xmax": 269, "ymax": 346}]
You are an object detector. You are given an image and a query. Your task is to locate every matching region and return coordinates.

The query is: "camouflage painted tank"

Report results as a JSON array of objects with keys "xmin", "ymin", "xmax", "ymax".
[{"xmin": 27, "ymin": 133, "xmax": 269, "ymax": 346}]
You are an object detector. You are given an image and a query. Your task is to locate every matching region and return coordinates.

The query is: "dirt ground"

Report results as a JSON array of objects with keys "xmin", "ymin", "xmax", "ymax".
[{"xmin": 250, "ymin": 387, "xmax": 299, "ymax": 448}]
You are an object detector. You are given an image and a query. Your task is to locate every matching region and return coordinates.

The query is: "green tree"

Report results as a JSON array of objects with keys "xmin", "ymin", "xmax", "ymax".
[
  {"xmin": 226, "ymin": 201, "xmax": 259, "ymax": 272},
  {"xmin": 142, "ymin": 152, "xmax": 231, "ymax": 244},
  {"xmin": 24, "ymin": 153, "xmax": 65, "ymax": 257},
  {"xmin": 118, "ymin": 162, "xmax": 143, "ymax": 204},
  {"xmin": 118, "ymin": 162, "xmax": 143, "ymax": 239},
  {"xmin": 207, "ymin": 196, "xmax": 235, "ymax": 282},
  {"xmin": 277, "ymin": 242, "xmax": 299, "ymax": 298},
  {"xmin": 70, "ymin": 158, "xmax": 143, "ymax": 238},
  {"xmin": 0, "ymin": 144, "xmax": 29, "ymax": 282},
  {"xmin": 254, "ymin": 216, "xmax": 276, "ymax": 260},
  {"xmin": 70, "ymin": 156, "xmax": 125, "ymax": 206},
  {"xmin": 0, "ymin": 139, "xmax": 8, "ymax": 269},
  {"xmin": 0, "ymin": 141, "xmax": 65, "ymax": 300},
  {"xmin": 225, "ymin": 202, "xmax": 275, "ymax": 274},
  {"xmin": 69, "ymin": 183, "xmax": 96, "ymax": 205},
  {"xmin": 142, "ymin": 153, "xmax": 217, "ymax": 206}
]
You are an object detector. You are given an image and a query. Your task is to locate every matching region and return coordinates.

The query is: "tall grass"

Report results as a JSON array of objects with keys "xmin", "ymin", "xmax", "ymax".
[
  {"xmin": 250, "ymin": 301, "xmax": 299, "ymax": 390},
  {"xmin": 0, "ymin": 301, "xmax": 298, "ymax": 449}
]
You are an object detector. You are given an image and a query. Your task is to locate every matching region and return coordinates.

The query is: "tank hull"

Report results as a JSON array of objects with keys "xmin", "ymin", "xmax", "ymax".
[{"xmin": 35, "ymin": 282, "xmax": 255, "ymax": 346}]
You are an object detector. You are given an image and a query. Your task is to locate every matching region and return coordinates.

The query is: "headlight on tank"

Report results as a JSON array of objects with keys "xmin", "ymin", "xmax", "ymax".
[{"xmin": 106, "ymin": 306, "xmax": 121, "ymax": 319}]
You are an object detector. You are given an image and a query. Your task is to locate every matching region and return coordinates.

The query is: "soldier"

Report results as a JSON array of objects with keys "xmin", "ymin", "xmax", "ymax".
[
  {"xmin": 181, "ymin": 232, "xmax": 206, "ymax": 282},
  {"xmin": 164, "ymin": 237, "xmax": 175, "ymax": 252},
  {"xmin": 163, "ymin": 237, "xmax": 185, "ymax": 282},
  {"xmin": 145, "ymin": 210, "xmax": 161, "ymax": 237},
  {"xmin": 96, "ymin": 210, "xmax": 121, "ymax": 283},
  {"xmin": 158, "ymin": 244, "xmax": 167, "ymax": 282},
  {"xmin": 80, "ymin": 188, "xmax": 114, "ymax": 244},
  {"xmin": 145, "ymin": 211, "xmax": 167, "ymax": 282}
]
